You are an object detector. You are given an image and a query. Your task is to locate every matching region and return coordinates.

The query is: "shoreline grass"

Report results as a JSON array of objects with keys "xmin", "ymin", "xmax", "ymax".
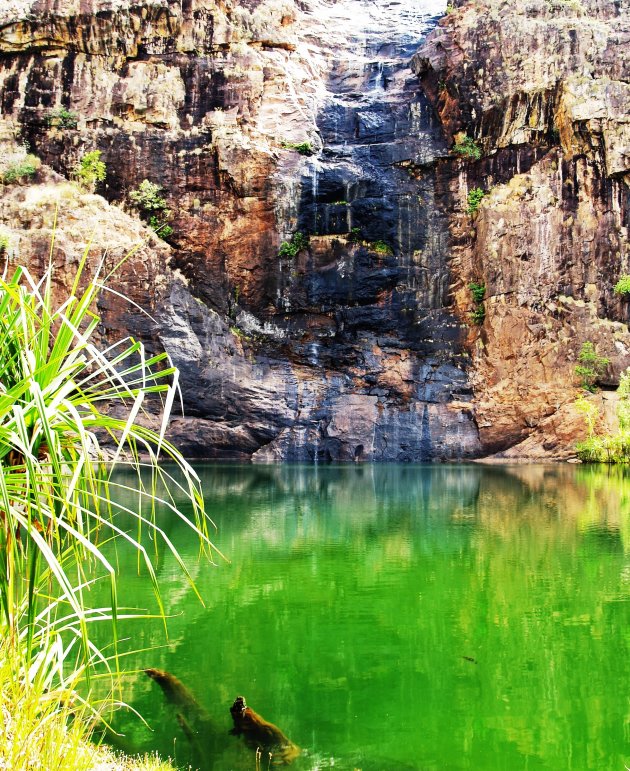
[{"xmin": 0, "ymin": 246, "xmax": 215, "ymax": 771}]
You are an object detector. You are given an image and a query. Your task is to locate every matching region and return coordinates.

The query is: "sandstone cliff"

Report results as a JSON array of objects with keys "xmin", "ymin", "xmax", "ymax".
[
  {"xmin": 414, "ymin": 0, "xmax": 630, "ymax": 458},
  {"xmin": 0, "ymin": 0, "xmax": 627, "ymax": 461}
]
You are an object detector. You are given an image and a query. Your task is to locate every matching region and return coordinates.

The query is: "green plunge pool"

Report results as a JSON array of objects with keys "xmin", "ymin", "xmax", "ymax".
[{"xmin": 101, "ymin": 463, "xmax": 630, "ymax": 770}]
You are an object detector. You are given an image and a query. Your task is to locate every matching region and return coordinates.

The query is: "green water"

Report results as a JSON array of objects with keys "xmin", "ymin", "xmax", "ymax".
[{"xmin": 101, "ymin": 464, "xmax": 630, "ymax": 771}]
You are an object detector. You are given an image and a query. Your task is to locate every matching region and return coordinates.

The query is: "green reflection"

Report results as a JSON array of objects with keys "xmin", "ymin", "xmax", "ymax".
[{"xmin": 94, "ymin": 464, "xmax": 630, "ymax": 771}]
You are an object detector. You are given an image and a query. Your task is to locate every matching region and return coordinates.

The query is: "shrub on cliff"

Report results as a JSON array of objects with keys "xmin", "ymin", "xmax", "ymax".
[
  {"xmin": 129, "ymin": 179, "xmax": 174, "ymax": 239},
  {"xmin": 466, "ymin": 187, "xmax": 486, "ymax": 215},
  {"xmin": 614, "ymin": 274, "xmax": 630, "ymax": 296},
  {"xmin": 370, "ymin": 239, "xmax": 394, "ymax": 255},
  {"xmin": 452, "ymin": 134, "xmax": 482, "ymax": 161},
  {"xmin": 73, "ymin": 150, "xmax": 106, "ymax": 191},
  {"xmin": 346, "ymin": 227, "xmax": 363, "ymax": 244},
  {"xmin": 468, "ymin": 281, "xmax": 486, "ymax": 325},
  {"xmin": 46, "ymin": 107, "xmax": 78, "ymax": 130},
  {"xmin": 130, "ymin": 179, "xmax": 169, "ymax": 211},
  {"xmin": 2, "ymin": 154, "xmax": 40, "ymax": 184},
  {"xmin": 468, "ymin": 281, "xmax": 486, "ymax": 304},
  {"xmin": 279, "ymin": 231, "xmax": 310, "ymax": 257},
  {"xmin": 575, "ymin": 341, "xmax": 609, "ymax": 392}
]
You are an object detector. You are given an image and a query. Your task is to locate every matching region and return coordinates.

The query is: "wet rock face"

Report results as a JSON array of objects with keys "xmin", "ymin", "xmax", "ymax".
[{"xmin": 0, "ymin": 0, "xmax": 484, "ymax": 462}]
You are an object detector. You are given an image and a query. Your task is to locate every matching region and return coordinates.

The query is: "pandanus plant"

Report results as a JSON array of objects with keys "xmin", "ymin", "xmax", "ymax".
[{"xmin": 0, "ymin": 237, "xmax": 218, "ymax": 715}]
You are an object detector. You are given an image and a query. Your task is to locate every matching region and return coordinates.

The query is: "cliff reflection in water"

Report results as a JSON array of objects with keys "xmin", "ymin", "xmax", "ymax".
[{"xmin": 100, "ymin": 464, "xmax": 630, "ymax": 771}]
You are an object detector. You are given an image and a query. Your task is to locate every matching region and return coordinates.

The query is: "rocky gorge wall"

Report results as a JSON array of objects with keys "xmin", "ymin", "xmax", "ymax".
[
  {"xmin": 0, "ymin": 0, "xmax": 628, "ymax": 461},
  {"xmin": 414, "ymin": 0, "xmax": 630, "ymax": 458}
]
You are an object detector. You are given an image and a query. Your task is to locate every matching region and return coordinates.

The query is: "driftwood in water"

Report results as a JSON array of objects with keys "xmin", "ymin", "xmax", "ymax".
[
  {"xmin": 230, "ymin": 695, "xmax": 300, "ymax": 765},
  {"xmin": 144, "ymin": 670, "xmax": 299, "ymax": 766},
  {"xmin": 144, "ymin": 668, "xmax": 206, "ymax": 715},
  {"xmin": 144, "ymin": 667, "xmax": 217, "ymax": 761}
]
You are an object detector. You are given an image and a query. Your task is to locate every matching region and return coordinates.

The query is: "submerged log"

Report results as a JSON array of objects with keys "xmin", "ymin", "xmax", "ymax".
[
  {"xmin": 144, "ymin": 668, "xmax": 208, "ymax": 717},
  {"xmin": 230, "ymin": 695, "xmax": 300, "ymax": 765},
  {"xmin": 144, "ymin": 667, "xmax": 217, "ymax": 738},
  {"xmin": 145, "ymin": 668, "xmax": 220, "ymax": 766}
]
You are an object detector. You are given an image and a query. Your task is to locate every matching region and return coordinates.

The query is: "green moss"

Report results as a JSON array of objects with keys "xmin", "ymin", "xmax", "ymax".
[{"xmin": 230, "ymin": 326, "xmax": 247, "ymax": 339}]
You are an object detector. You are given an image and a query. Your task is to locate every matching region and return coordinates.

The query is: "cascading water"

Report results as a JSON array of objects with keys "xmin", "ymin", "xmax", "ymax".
[{"xmin": 257, "ymin": 0, "xmax": 481, "ymax": 462}]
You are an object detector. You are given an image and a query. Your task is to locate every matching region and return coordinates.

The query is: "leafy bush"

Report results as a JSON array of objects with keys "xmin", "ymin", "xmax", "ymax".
[
  {"xmin": 281, "ymin": 141, "xmax": 313, "ymax": 156},
  {"xmin": 466, "ymin": 187, "xmax": 486, "ymax": 215},
  {"xmin": 575, "ymin": 435, "xmax": 607, "ymax": 463},
  {"xmin": 574, "ymin": 367, "xmax": 630, "ymax": 463},
  {"xmin": 574, "ymin": 393, "xmax": 599, "ymax": 435},
  {"xmin": 452, "ymin": 134, "xmax": 482, "ymax": 161},
  {"xmin": 468, "ymin": 281, "xmax": 486, "ymax": 304},
  {"xmin": 2, "ymin": 154, "xmax": 40, "ymax": 184},
  {"xmin": 616, "ymin": 367, "xmax": 630, "ymax": 431},
  {"xmin": 130, "ymin": 179, "xmax": 169, "ymax": 211},
  {"xmin": 575, "ymin": 341, "xmax": 609, "ymax": 392},
  {"xmin": 346, "ymin": 227, "xmax": 362, "ymax": 244},
  {"xmin": 46, "ymin": 107, "xmax": 78, "ymax": 129},
  {"xmin": 371, "ymin": 239, "xmax": 393, "ymax": 255},
  {"xmin": 468, "ymin": 281, "xmax": 486, "ymax": 325},
  {"xmin": 0, "ymin": 231, "xmax": 9, "ymax": 254},
  {"xmin": 279, "ymin": 231, "xmax": 310, "ymax": 257},
  {"xmin": 129, "ymin": 180, "xmax": 174, "ymax": 240},
  {"xmin": 576, "ymin": 434, "xmax": 630, "ymax": 464},
  {"xmin": 73, "ymin": 150, "xmax": 106, "ymax": 190},
  {"xmin": 470, "ymin": 305, "xmax": 486, "ymax": 325},
  {"xmin": 148, "ymin": 215, "xmax": 174, "ymax": 238},
  {"xmin": 614, "ymin": 274, "xmax": 630, "ymax": 296}
]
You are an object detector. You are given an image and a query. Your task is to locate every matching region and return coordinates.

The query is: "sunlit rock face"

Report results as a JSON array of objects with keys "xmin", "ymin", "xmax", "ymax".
[
  {"xmin": 414, "ymin": 0, "xmax": 630, "ymax": 458},
  {"xmin": 0, "ymin": 0, "xmax": 483, "ymax": 461}
]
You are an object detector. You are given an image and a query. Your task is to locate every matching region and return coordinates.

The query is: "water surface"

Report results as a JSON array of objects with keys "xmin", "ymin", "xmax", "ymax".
[{"xmin": 102, "ymin": 464, "xmax": 630, "ymax": 770}]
